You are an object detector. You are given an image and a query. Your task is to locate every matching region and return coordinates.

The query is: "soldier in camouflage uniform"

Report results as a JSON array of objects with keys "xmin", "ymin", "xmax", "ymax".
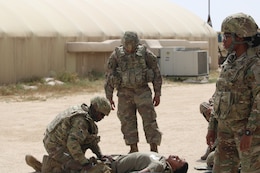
[
  {"xmin": 104, "ymin": 31, "xmax": 162, "ymax": 153},
  {"xmin": 199, "ymin": 97, "xmax": 217, "ymax": 161},
  {"xmin": 206, "ymin": 13, "xmax": 260, "ymax": 173},
  {"xmin": 25, "ymin": 96, "xmax": 112, "ymax": 173}
]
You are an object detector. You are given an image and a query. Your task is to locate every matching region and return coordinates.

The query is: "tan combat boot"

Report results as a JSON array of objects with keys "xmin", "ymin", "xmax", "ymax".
[
  {"xmin": 25, "ymin": 155, "xmax": 42, "ymax": 172},
  {"xmin": 129, "ymin": 143, "xmax": 138, "ymax": 153},
  {"xmin": 200, "ymin": 146, "xmax": 211, "ymax": 160},
  {"xmin": 41, "ymin": 155, "xmax": 62, "ymax": 173},
  {"xmin": 150, "ymin": 143, "xmax": 158, "ymax": 153}
]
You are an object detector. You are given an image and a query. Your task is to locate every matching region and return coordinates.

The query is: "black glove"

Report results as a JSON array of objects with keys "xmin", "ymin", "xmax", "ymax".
[{"xmin": 100, "ymin": 155, "xmax": 114, "ymax": 162}]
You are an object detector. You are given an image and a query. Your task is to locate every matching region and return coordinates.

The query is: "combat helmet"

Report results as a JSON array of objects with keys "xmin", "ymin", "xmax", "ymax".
[
  {"xmin": 221, "ymin": 12, "xmax": 258, "ymax": 38},
  {"xmin": 121, "ymin": 31, "xmax": 139, "ymax": 52},
  {"xmin": 90, "ymin": 96, "xmax": 111, "ymax": 115}
]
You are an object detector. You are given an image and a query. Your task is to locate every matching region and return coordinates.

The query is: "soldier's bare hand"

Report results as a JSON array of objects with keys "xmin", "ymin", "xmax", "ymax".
[
  {"xmin": 153, "ymin": 95, "xmax": 160, "ymax": 106},
  {"xmin": 109, "ymin": 99, "xmax": 116, "ymax": 110},
  {"xmin": 206, "ymin": 130, "xmax": 216, "ymax": 148}
]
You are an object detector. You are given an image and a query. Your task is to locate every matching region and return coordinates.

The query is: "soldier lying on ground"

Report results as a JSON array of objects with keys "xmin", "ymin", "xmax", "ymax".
[
  {"xmin": 26, "ymin": 151, "xmax": 189, "ymax": 173},
  {"xmin": 110, "ymin": 151, "xmax": 188, "ymax": 173},
  {"xmin": 25, "ymin": 96, "xmax": 112, "ymax": 173}
]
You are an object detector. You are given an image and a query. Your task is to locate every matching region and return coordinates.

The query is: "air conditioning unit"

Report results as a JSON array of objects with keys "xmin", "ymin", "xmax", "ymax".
[{"xmin": 159, "ymin": 48, "xmax": 209, "ymax": 76}]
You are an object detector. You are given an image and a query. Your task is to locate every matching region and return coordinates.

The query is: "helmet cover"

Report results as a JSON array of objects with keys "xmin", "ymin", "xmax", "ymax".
[
  {"xmin": 90, "ymin": 96, "xmax": 111, "ymax": 115},
  {"xmin": 221, "ymin": 12, "xmax": 258, "ymax": 38}
]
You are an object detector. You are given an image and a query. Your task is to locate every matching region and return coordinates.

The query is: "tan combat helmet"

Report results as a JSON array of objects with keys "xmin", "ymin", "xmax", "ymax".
[
  {"xmin": 221, "ymin": 12, "xmax": 258, "ymax": 38},
  {"xmin": 91, "ymin": 96, "xmax": 111, "ymax": 116}
]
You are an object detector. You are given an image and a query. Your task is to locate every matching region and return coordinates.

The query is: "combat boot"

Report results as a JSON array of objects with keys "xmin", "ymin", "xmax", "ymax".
[
  {"xmin": 41, "ymin": 155, "xmax": 62, "ymax": 173},
  {"xmin": 25, "ymin": 155, "xmax": 42, "ymax": 172},
  {"xmin": 129, "ymin": 143, "xmax": 138, "ymax": 153},
  {"xmin": 201, "ymin": 146, "xmax": 211, "ymax": 160},
  {"xmin": 150, "ymin": 143, "xmax": 158, "ymax": 153}
]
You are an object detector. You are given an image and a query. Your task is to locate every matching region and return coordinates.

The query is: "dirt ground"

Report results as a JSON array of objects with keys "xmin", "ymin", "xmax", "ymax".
[{"xmin": 0, "ymin": 82, "xmax": 216, "ymax": 173}]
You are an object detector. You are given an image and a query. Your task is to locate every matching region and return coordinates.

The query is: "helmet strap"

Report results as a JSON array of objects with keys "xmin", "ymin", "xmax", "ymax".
[
  {"xmin": 228, "ymin": 33, "xmax": 248, "ymax": 53},
  {"xmin": 227, "ymin": 33, "xmax": 236, "ymax": 53}
]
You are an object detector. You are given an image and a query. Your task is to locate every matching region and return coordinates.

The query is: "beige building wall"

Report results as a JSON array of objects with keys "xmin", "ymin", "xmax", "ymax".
[
  {"xmin": 0, "ymin": 37, "xmax": 68, "ymax": 84},
  {"xmin": 0, "ymin": 36, "xmax": 218, "ymax": 84}
]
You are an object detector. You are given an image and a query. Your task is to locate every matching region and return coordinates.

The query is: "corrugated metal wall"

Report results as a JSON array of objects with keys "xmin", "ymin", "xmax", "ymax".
[
  {"xmin": 0, "ymin": 37, "xmax": 65, "ymax": 84},
  {"xmin": 0, "ymin": 36, "xmax": 112, "ymax": 84}
]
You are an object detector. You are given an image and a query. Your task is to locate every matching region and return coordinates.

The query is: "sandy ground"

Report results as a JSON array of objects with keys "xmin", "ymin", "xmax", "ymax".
[{"xmin": 0, "ymin": 82, "xmax": 216, "ymax": 173}]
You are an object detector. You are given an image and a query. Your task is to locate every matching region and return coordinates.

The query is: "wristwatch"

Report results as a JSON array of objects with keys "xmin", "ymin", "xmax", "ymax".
[{"xmin": 245, "ymin": 129, "xmax": 252, "ymax": 136}]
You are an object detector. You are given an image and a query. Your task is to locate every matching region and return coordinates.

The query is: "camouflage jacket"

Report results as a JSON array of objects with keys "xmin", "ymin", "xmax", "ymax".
[
  {"xmin": 208, "ymin": 52, "xmax": 260, "ymax": 132},
  {"xmin": 104, "ymin": 44, "xmax": 162, "ymax": 100},
  {"xmin": 46, "ymin": 104, "xmax": 101, "ymax": 165}
]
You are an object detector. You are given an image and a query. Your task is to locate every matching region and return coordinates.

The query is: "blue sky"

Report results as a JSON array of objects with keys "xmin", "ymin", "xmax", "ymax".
[{"xmin": 170, "ymin": 0, "xmax": 260, "ymax": 31}]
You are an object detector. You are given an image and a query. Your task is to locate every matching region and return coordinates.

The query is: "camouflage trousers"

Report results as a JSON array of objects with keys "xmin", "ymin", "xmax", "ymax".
[
  {"xmin": 43, "ymin": 132, "xmax": 86, "ymax": 173},
  {"xmin": 43, "ymin": 132, "xmax": 73, "ymax": 164},
  {"xmin": 117, "ymin": 86, "xmax": 162, "ymax": 145},
  {"xmin": 213, "ymin": 119, "xmax": 260, "ymax": 173}
]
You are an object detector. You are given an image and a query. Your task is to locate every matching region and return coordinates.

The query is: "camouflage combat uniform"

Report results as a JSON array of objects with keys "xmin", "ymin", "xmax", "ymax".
[
  {"xmin": 200, "ymin": 97, "xmax": 214, "ymax": 122},
  {"xmin": 43, "ymin": 103, "xmax": 102, "ymax": 172},
  {"xmin": 25, "ymin": 97, "xmax": 111, "ymax": 173},
  {"xmin": 208, "ymin": 52, "xmax": 260, "ymax": 173},
  {"xmin": 104, "ymin": 42, "xmax": 162, "ymax": 146},
  {"xmin": 207, "ymin": 13, "xmax": 260, "ymax": 173}
]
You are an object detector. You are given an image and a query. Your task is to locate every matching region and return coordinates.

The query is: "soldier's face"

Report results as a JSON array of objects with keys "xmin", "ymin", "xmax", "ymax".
[
  {"xmin": 124, "ymin": 40, "xmax": 136, "ymax": 53},
  {"xmin": 93, "ymin": 112, "xmax": 105, "ymax": 122},
  {"xmin": 223, "ymin": 32, "xmax": 244, "ymax": 53},
  {"xmin": 91, "ymin": 105, "xmax": 106, "ymax": 122},
  {"xmin": 167, "ymin": 155, "xmax": 187, "ymax": 171},
  {"xmin": 223, "ymin": 33, "xmax": 232, "ymax": 49}
]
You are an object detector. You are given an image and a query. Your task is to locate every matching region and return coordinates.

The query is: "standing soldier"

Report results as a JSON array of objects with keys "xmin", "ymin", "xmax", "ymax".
[
  {"xmin": 25, "ymin": 96, "xmax": 112, "ymax": 173},
  {"xmin": 206, "ymin": 13, "xmax": 260, "ymax": 173},
  {"xmin": 104, "ymin": 31, "xmax": 162, "ymax": 153}
]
